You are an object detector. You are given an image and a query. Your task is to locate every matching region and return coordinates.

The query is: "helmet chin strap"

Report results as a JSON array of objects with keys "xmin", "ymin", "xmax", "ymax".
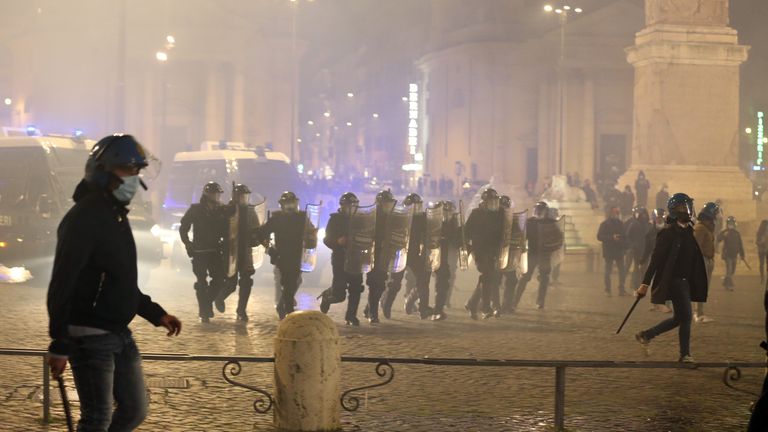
[{"xmin": 139, "ymin": 178, "xmax": 148, "ymax": 191}]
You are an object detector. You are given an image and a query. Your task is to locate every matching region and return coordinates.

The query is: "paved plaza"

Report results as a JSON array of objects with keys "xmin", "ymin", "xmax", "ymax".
[{"xmin": 0, "ymin": 257, "xmax": 765, "ymax": 431}]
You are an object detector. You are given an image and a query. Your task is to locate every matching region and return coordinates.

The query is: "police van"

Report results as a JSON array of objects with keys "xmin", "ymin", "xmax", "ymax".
[
  {"xmin": 0, "ymin": 134, "xmax": 163, "ymax": 282},
  {"xmin": 162, "ymin": 141, "xmax": 315, "ymax": 273},
  {"xmin": 162, "ymin": 141, "xmax": 307, "ymax": 227}
]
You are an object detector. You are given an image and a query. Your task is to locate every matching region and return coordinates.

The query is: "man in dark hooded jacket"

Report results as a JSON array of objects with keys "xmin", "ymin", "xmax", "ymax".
[
  {"xmin": 635, "ymin": 193, "xmax": 707, "ymax": 363},
  {"xmin": 47, "ymin": 134, "xmax": 182, "ymax": 431},
  {"xmin": 717, "ymin": 216, "xmax": 744, "ymax": 291}
]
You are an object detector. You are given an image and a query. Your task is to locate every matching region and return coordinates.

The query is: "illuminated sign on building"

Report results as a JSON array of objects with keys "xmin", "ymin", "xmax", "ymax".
[
  {"xmin": 403, "ymin": 83, "xmax": 423, "ymax": 172},
  {"xmin": 758, "ymin": 111, "xmax": 765, "ymax": 167}
]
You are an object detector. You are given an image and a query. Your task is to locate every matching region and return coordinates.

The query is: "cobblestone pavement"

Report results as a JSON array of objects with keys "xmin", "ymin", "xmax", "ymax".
[{"xmin": 0, "ymin": 257, "xmax": 765, "ymax": 431}]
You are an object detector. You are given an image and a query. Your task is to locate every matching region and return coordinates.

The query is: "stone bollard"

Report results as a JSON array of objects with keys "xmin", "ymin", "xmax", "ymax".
[{"xmin": 274, "ymin": 310, "xmax": 341, "ymax": 432}]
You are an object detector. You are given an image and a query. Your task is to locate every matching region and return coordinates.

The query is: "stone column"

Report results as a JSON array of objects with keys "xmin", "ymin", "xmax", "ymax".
[
  {"xmin": 581, "ymin": 77, "xmax": 595, "ymax": 181},
  {"xmin": 274, "ymin": 311, "xmax": 341, "ymax": 431},
  {"xmin": 620, "ymin": 0, "xmax": 753, "ymax": 218}
]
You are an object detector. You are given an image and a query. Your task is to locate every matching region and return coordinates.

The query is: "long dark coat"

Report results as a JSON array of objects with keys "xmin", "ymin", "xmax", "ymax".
[{"xmin": 642, "ymin": 223, "xmax": 708, "ymax": 305}]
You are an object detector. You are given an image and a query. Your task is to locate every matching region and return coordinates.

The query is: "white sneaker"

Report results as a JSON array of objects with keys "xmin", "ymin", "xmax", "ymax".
[
  {"xmin": 697, "ymin": 314, "xmax": 715, "ymax": 323},
  {"xmin": 679, "ymin": 355, "xmax": 697, "ymax": 364}
]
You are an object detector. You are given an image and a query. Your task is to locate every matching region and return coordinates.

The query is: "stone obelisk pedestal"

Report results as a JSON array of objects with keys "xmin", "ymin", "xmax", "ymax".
[{"xmin": 619, "ymin": 0, "xmax": 753, "ymax": 218}]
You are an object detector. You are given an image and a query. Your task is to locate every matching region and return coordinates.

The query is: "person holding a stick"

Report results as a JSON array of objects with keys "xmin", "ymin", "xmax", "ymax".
[
  {"xmin": 47, "ymin": 135, "xmax": 182, "ymax": 431},
  {"xmin": 634, "ymin": 193, "xmax": 708, "ymax": 363}
]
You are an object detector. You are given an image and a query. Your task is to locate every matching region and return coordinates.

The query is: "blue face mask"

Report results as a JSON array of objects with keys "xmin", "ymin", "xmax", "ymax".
[{"xmin": 113, "ymin": 175, "xmax": 140, "ymax": 203}]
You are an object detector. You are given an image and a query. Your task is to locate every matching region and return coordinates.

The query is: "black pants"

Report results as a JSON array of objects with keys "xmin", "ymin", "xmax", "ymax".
[
  {"xmin": 747, "ymin": 290, "xmax": 768, "ymax": 431},
  {"xmin": 277, "ymin": 264, "xmax": 302, "ymax": 316},
  {"xmin": 723, "ymin": 257, "xmax": 737, "ymax": 288},
  {"xmin": 501, "ymin": 272, "xmax": 519, "ymax": 312},
  {"xmin": 219, "ymin": 255, "xmax": 255, "ymax": 315},
  {"xmin": 513, "ymin": 252, "xmax": 551, "ymax": 308},
  {"xmin": 604, "ymin": 255, "xmax": 626, "ymax": 293},
  {"xmin": 467, "ymin": 258, "xmax": 501, "ymax": 313},
  {"xmin": 760, "ymin": 251, "xmax": 768, "ymax": 282},
  {"xmin": 384, "ymin": 264, "xmax": 431, "ymax": 314},
  {"xmin": 191, "ymin": 253, "xmax": 224, "ymax": 318},
  {"xmin": 433, "ymin": 262, "xmax": 452, "ymax": 314},
  {"xmin": 326, "ymin": 261, "xmax": 364, "ymax": 320},
  {"xmin": 366, "ymin": 268, "xmax": 388, "ymax": 320},
  {"xmin": 641, "ymin": 278, "xmax": 693, "ymax": 357}
]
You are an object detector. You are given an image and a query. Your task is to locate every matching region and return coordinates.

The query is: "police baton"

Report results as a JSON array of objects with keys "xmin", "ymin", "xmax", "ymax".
[
  {"xmin": 56, "ymin": 375, "xmax": 74, "ymax": 432},
  {"xmin": 616, "ymin": 294, "xmax": 644, "ymax": 335},
  {"xmin": 741, "ymin": 257, "xmax": 752, "ymax": 271}
]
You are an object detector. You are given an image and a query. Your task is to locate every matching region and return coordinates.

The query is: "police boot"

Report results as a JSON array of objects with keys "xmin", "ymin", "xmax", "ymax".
[
  {"xmin": 381, "ymin": 289, "xmax": 395, "ymax": 319},
  {"xmin": 345, "ymin": 291, "xmax": 361, "ymax": 327},
  {"xmin": 194, "ymin": 282, "xmax": 212, "ymax": 321},
  {"xmin": 404, "ymin": 292, "xmax": 418, "ymax": 315},
  {"xmin": 318, "ymin": 288, "xmax": 333, "ymax": 314}
]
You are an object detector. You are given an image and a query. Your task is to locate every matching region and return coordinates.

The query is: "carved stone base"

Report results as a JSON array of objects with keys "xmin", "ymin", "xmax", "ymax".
[{"xmin": 618, "ymin": 165, "xmax": 756, "ymax": 220}]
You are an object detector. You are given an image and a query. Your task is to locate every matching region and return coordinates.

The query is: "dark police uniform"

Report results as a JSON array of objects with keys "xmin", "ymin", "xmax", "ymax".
[
  {"xmin": 323, "ymin": 211, "xmax": 365, "ymax": 324},
  {"xmin": 179, "ymin": 197, "xmax": 227, "ymax": 319},
  {"xmin": 258, "ymin": 210, "xmax": 308, "ymax": 317},
  {"xmin": 365, "ymin": 205, "xmax": 390, "ymax": 322},
  {"xmin": 383, "ymin": 211, "xmax": 432, "ymax": 318},
  {"xmin": 433, "ymin": 212, "xmax": 460, "ymax": 317},
  {"xmin": 464, "ymin": 207, "xmax": 503, "ymax": 316},
  {"xmin": 218, "ymin": 203, "xmax": 260, "ymax": 318}
]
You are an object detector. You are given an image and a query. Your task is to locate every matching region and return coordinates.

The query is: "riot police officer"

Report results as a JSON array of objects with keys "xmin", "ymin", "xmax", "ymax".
[
  {"xmin": 499, "ymin": 195, "xmax": 520, "ymax": 314},
  {"xmin": 464, "ymin": 188, "xmax": 504, "ymax": 319},
  {"xmin": 432, "ymin": 200, "xmax": 460, "ymax": 321},
  {"xmin": 364, "ymin": 190, "xmax": 397, "ymax": 324},
  {"xmin": 321, "ymin": 192, "xmax": 365, "ymax": 326},
  {"xmin": 179, "ymin": 181, "xmax": 227, "ymax": 322},
  {"xmin": 258, "ymin": 191, "xmax": 310, "ymax": 319},
  {"xmin": 512, "ymin": 201, "xmax": 563, "ymax": 310},
  {"xmin": 216, "ymin": 184, "xmax": 260, "ymax": 322},
  {"xmin": 382, "ymin": 193, "xmax": 433, "ymax": 320}
]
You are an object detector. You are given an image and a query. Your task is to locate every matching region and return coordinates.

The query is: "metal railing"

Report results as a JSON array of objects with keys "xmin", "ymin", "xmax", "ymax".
[{"xmin": 1, "ymin": 348, "xmax": 764, "ymax": 431}]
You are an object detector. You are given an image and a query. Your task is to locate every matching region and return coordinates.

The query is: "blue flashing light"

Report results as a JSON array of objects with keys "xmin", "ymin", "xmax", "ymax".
[
  {"xmin": 297, "ymin": 163, "xmax": 304, "ymax": 174},
  {"xmin": 25, "ymin": 125, "xmax": 39, "ymax": 136},
  {"xmin": 74, "ymin": 129, "xmax": 84, "ymax": 138}
]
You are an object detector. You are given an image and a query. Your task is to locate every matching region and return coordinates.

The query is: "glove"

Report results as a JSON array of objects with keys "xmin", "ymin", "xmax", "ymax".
[{"xmin": 267, "ymin": 246, "xmax": 279, "ymax": 265}]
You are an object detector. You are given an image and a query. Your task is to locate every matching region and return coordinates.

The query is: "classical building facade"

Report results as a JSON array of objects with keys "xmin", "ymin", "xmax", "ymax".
[
  {"xmin": 417, "ymin": 0, "xmax": 645, "ymax": 192},
  {"xmin": 0, "ymin": 1, "xmax": 298, "ymax": 165}
]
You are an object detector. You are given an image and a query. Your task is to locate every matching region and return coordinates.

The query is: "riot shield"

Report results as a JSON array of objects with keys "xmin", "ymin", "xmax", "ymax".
[
  {"xmin": 458, "ymin": 200, "xmax": 470, "ymax": 271},
  {"xmin": 225, "ymin": 203, "xmax": 239, "ymax": 278},
  {"xmin": 551, "ymin": 216, "xmax": 567, "ymax": 267},
  {"xmin": 496, "ymin": 208, "xmax": 514, "ymax": 270},
  {"xmin": 381, "ymin": 205, "xmax": 413, "ymax": 273},
  {"xmin": 425, "ymin": 204, "xmax": 444, "ymax": 272},
  {"xmin": 300, "ymin": 202, "xmax": 322, "ymax": 272},
  {"xmin": 504, "ymin": 210, "xmax": 528, "ymax": 273},
  {"xmin": 344, "ymin": 204, "xmax": 377, "ymax": 274},
  {"xmin": 251, "ymin": 200, "xmax": 267, "ymax": 269}
]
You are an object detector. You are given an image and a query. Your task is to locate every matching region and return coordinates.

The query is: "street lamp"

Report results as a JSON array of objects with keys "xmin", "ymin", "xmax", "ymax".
[
  {"xmin": 155, "ymin": 51, "xmax": 168, "ymax": 62},
  {"xmin": 544, "ymin": 3, "xmax": 583, "ymax": 175},
  {"xmin": 3, "ymin": 98, "xmax": 11, "ymax": 106}
]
